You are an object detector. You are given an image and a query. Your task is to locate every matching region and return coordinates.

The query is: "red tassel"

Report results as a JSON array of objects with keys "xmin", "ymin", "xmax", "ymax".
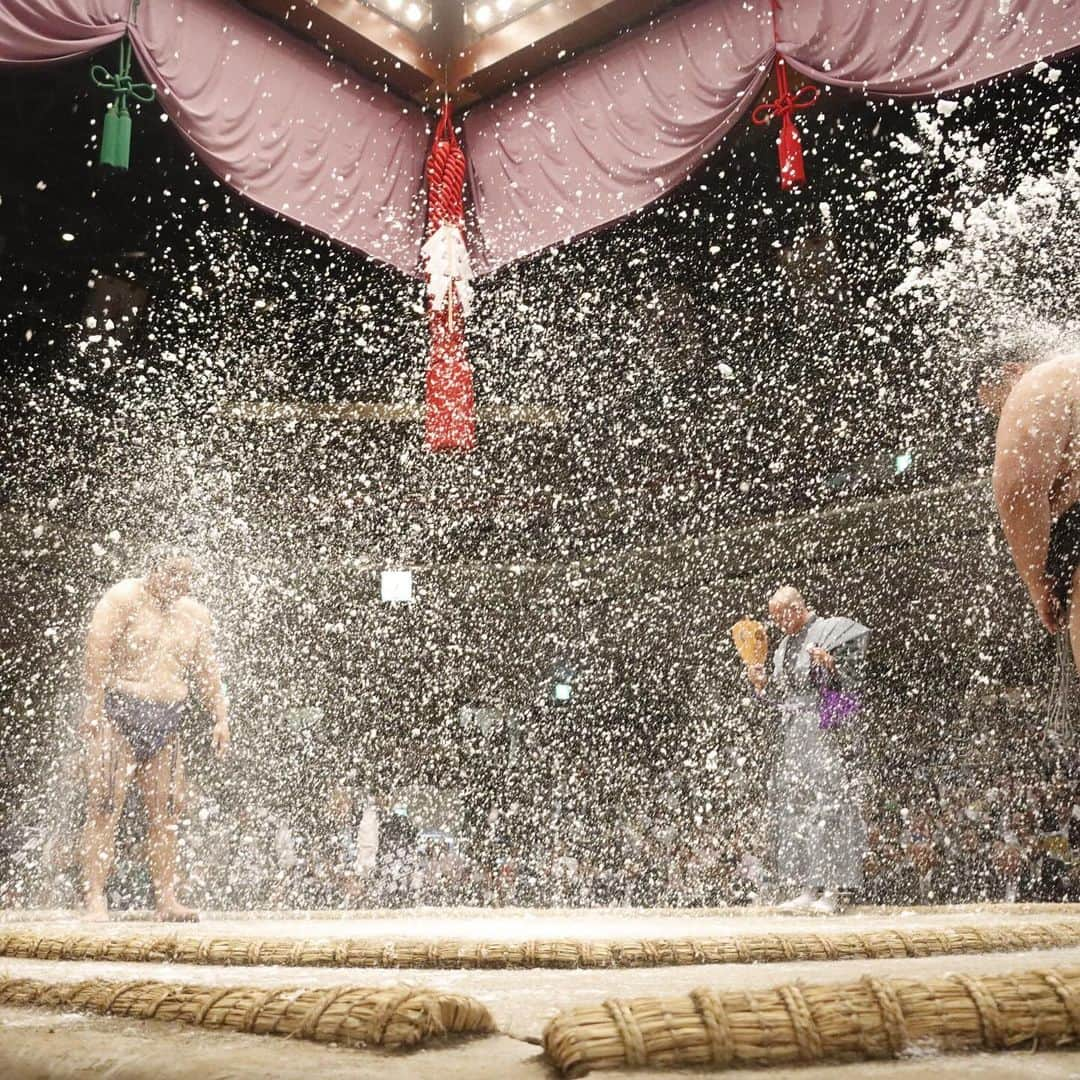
[
  {"xmin": 423, "ymin": 102, "xmax": 476, "ymax": 452},
  {"xmin": 779, "ymin": 114, "xmax": 806, "ymax": 190},
  {"xmin": 425, "ymin": 308, "xmax": 476, "ymax": 452},
  {"xmin": 751, "ymin": 56, "xmax": 818, "ymax": 191},
  {"xmin": 425, "ymin": 361, "xmax": 475, "ymax": 451}
]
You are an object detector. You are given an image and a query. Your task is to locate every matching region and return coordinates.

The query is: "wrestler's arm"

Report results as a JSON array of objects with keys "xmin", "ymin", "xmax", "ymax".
[
  {"xmin": 83, "ymin": 589, "xmax": 124, "ymax": 734},
  {"xmin": 993, "ymin": 368, "xmax": 1067, "ymax": 629},
  {"xmin": 191, "ymin": 607, "xmax": 230, "ymax": 756}
]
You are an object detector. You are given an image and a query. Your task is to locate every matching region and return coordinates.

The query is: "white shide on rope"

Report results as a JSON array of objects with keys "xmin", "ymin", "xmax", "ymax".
[{"xmin": 422, "ymin": 222, "xmax": 474, "ymax": 316}]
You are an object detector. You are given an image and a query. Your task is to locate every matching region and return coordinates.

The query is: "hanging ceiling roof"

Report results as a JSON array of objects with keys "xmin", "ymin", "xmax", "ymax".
[{"xmin": 241, "ymin": 0, "xmax": 684, "ymax": 103}]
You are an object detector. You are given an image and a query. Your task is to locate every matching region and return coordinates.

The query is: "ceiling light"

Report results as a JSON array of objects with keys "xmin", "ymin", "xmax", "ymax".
[
  {"xmin": 474, "ymin": 4, "xmax": 492, "ymax": 26},
  {"xmin": 385, "ymin": 0, "xmax": 402, "ymax": 10},
  {"xmin": 496, "ymin": 0, "xmax": 512, "ymax": 11},
  {"xmin": 405, "ymin": 2, "xmax": 423, "ymax": 22}
]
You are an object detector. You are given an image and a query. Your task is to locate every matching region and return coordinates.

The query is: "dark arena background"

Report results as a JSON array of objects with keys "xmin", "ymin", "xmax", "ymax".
[{"xmin": 3, "ymin": 6, "xmax": 1080, "ymax": 1077}]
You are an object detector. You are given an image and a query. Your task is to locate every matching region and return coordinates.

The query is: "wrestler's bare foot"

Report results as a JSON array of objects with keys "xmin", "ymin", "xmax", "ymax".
[
  {"xmin": 83, "ymin": 892, "xmax": 110, "ymax": 922},
  {"xmin": 155, "ymin": 898, "xmax": 199, "ymax": 923}
]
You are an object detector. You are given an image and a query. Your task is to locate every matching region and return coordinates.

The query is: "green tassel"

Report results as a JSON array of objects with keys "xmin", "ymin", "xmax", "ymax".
[
  {"xmin": 99, "ymin": 103, "xmax": 131, "ymax": 170},
  {"xmin": 92, "ymin": 35, "xmax": 152, "ymax": 172}
]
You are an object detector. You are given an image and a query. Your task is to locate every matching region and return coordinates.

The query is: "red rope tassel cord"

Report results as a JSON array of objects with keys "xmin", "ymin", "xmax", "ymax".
[
  {"xmin": 419, "ymin": 7, "xmax": 814, "ymax": 456},
  {"xmin": 423, "ymin": 102, "xmax": 476, "ymax": 452},
  {"xmin": 752, "ymin": 1, "xmax": 819, "ymax": 190}
]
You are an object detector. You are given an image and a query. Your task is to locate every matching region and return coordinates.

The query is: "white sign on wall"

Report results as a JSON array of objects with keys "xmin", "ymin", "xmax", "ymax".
[{"xmin": 381, "ymin": 569, "xmax": 413, "ymax": 603}]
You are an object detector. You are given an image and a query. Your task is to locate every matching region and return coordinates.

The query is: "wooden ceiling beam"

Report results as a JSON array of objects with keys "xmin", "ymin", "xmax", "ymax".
[
  {"xmin": 241, "ymin": 0, "xmax": 440, "ymax": 100},
  {"xmin": 451, "ymin": 0, "xmax": 681, "ymax": 104},
  {"xmin": 239, "ymin": 0, "xmax": 688, "ymax": 104}
]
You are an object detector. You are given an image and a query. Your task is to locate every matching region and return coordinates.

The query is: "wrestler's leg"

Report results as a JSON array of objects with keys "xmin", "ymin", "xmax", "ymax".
[
  {"xmin": 80, "ymin": 722, "xmax": 133, "ymax": 919},
  {"xmin": 1069, "ymin": 564, "xmax": 1080, "ymax": 673},
  {"xmin": 137, "ymin": 738, "xmax": 197, "ymax": 921}
]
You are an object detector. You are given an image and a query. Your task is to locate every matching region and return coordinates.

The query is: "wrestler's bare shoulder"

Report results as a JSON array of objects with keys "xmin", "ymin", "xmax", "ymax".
[
  {"xmin": 174, "ymin": 596, "xmax": 212, "ymax": 624},
  {"xmin": 1001, "ymin": 360, "xmax": 1077, "ymax": 430},
  {"xmin": 96, "ymin": 578, "xmax": 143, "ymax": 611},
  {"xmin": 1014, "ymin": 353, "xmax": 1080, "ymax": 396}
]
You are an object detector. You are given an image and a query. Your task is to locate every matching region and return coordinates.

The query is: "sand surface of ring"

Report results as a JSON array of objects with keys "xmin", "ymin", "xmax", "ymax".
[
  {"xmin": 2, "ymin": 902, "xmax": 1080, "ymax": 946},
  {"xmin": 5, "ymin": 902, "xmax": 1080, "ymax": 941},
  {"xmin": 4, "ymin": 905, "xmax": 1080, "ymax": 1077}
]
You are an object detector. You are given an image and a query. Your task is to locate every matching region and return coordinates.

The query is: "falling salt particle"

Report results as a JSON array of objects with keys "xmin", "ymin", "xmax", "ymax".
[
  {"xmin": 35, "ymin": 181, "xmax": 46, "ymax": 191},
  {"xmin": 107, "ymin": 531, "xmax": 120, "ymax": 544},
  {"xmin": 718, "ymin": 362, "xmax": 734, "ymax": 379},
  {"xmin": 60, "ymin": 233, "xmax": 74, "ymax": 242},
  {"xmin": 936, "ymin": 99, "xmax": 959, "ymax": 117},
  {"xmin": 31, "ymin": 525, "xmax": 43, "ymax": 540},
  {"xmin": 893, "ymin": 134, "xmax": 923, "ymax": 155},
  {"xmin": 91, "ymin": 543, "xmax": 106, "ymax": 557}
]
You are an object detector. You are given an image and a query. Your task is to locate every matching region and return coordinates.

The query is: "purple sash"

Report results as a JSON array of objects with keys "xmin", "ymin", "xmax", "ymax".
[{"xmin": 818, "ymin": 688, "xmax": 861, "ymax": 730}]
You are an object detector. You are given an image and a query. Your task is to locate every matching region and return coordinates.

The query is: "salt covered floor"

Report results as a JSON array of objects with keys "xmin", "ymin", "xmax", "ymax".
[
  {"xmin": 5, "ymin": 900, "xmax": 1079, "ymax": 940},
  {"xmin": 3, "ymin": 905, "xmax": 1080, "ymax": 1077}
]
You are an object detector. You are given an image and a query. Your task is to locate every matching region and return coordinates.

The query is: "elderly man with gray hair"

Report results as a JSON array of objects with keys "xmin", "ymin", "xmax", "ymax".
[{"xmin": 748, "ymin": 586, "xmax": 870, "ymax": 913}]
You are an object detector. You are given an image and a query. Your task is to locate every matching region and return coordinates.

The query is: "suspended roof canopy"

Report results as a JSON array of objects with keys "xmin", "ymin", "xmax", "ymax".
[
  {"xmin": 240, "ymin": 0, "xmax": 682, "ymax": 102},
  {"xmin": 4, "ymin": 0, "xmax": 1080, "ymax": 277}
]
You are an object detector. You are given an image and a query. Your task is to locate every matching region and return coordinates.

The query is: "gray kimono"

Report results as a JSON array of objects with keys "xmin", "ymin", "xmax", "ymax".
[{"xmin": 766, "ymin": 614, "xmax": 870, "ymax": 893}]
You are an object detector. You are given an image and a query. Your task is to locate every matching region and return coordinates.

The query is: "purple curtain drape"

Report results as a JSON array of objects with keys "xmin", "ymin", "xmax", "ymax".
[
  {"xmin": 0, "ymin": 0, "xmax": 428, "ymax": 276},
  {"xmin": 779, "ymin": 0, "xmax": 1080, "ymax": 95},
  {"xmin": 463, "ymin": 0, "xmax": 772, "ymax": 274},
  {"xmin": 466, "ymin": 0, "xmax": 1080, "ymax": 274},
  {"xmin": 0, "ymin": 0, "xmax": 125, "ymax": 62},
  {"xmin": 3, "ymin": 0, "xmax": 1080, "ymax": 275}
]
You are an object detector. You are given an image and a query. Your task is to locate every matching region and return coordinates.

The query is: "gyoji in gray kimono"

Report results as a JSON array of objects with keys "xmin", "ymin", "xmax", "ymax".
[{"xmin": 748, "ymin": 586, "xmax": 871, "ymax": 914}]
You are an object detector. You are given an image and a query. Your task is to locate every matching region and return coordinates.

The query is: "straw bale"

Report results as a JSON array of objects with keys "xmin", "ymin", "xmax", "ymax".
[
  {"xmin": 543, "ymin": 964, "xmax": 1080, "ymax": 1076},
  {"xmin": 0, "ymin": 974, "xmax": 494, "ymax": 1050},
  {"xmin": 0, "ymin": 919, "xmax": 1078, "ymax": 970}
]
